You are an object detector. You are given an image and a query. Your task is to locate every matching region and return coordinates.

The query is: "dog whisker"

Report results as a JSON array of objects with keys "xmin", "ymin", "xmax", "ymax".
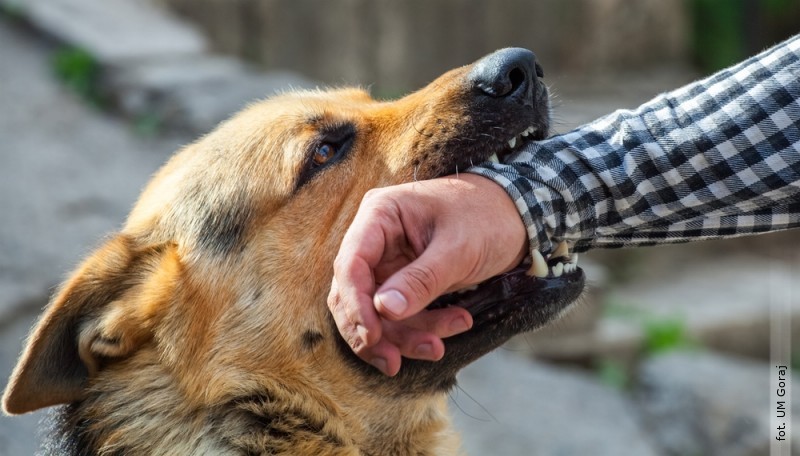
[{"xmin": 448, "ymin": 384, "xmax": 496, "ymax": 423}]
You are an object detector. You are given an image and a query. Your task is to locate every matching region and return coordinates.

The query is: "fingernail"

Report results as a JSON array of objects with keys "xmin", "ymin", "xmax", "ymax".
[
  {"xmin": 371, "ymin": 357, "xmax": 388, "ymax": 375},
  {"xmin": 375, "ymin": 289, "xmax": 408, "ymax": 317},
  {"xmin": 449, "ymin": 317, "xmax": 470, "ymax": 334},
  {"xmin": 414, "ymin": 343, "xmax": 433, "ymax": 357},
  {"xmin": 356, "ymin": 324, "xmax": 368, "ymax": 345}
]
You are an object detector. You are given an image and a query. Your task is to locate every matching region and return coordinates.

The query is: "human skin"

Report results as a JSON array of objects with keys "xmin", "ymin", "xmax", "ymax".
[{"xmin": 327, "ymin": 173, "xmax": 528, "ymax": 376}]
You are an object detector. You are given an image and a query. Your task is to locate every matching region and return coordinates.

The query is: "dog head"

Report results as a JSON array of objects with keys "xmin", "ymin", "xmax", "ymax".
[{"xmin": 4, "ymin": 48, "xmax": 583, "ymax": 454}]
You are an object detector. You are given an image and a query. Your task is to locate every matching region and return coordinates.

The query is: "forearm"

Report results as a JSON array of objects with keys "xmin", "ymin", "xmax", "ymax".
[{"xmin": 469, "ymin": 35, "xmax": 800, "ymax": 254}]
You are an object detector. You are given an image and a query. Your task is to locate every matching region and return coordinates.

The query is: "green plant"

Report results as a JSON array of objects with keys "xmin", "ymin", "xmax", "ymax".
[
  {"xmin": 643, "ymin": 317, "xmax": 695, "ymax": 354},
  {"xmin": 688, "ymin": 0, "xmax": 800, "ymax": 73},
  {"xmin": 52, "ymin": 48, "xmax": 104, "ymax": 106},
  {"xmin": 596, "ymin": 359, "xmax": 629, "ymax": 390},
  {"xmin": 134, "ymin": 112, "xmax": 164, "ymax": 137},
  {"xmin": 688, "ymin": 0, "xmax": 746, "ymax": 73},
  {"xmin": 791, "ymin": 347, "xmax": 800, "ymax": 372},
  {"xmin": 763, "ymin": 0, "xmax": 795, "ymax": 14},
  {"xmin": 0, "ymin": 3, "xmax": 25, "ymax": 20}
]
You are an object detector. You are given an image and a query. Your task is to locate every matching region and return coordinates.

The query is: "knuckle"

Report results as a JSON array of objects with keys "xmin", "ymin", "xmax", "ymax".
[
  {"xmin": 326, "ymin": 291, "xmax": 341, "ymax": 312},
  {"xmin": 332, "ymin": 254, "xmax": 350, "ymax": 275},
  {"xmin": 402, "ymin": 263, "xmax": 440, "ymax": 304},
  {"xmin": 362, "ymin": 189, "xmax": 400, "ymax": 219},
  {"xmin": 362, "ymin": 187, "xmax": 387, "ymax": 203},
  {"xmin": 347, "ymin": 334, "xmax": 364, "ymax": 352}
]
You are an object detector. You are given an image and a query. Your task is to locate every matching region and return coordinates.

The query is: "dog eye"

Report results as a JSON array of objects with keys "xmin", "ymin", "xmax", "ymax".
[{"xmin": 312, "ymin": 143, "xmax": 338, "ymax": 167}]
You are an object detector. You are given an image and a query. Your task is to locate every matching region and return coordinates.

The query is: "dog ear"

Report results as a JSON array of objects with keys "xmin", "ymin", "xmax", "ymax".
[{"xmin": 2, "ymin": 235, "xmax": 180, "ymax": 415}]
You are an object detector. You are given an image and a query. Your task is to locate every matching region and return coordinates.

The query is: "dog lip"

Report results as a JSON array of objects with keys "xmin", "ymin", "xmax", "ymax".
[{"xmin": 426, "ymin": 262, "xmax": 583, "ymax": 318}]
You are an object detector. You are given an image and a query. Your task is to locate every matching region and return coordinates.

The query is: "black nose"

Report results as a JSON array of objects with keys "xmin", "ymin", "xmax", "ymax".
[{"xmin": 468, "ymin": 48, "xmax": 542, "ymax": 101}]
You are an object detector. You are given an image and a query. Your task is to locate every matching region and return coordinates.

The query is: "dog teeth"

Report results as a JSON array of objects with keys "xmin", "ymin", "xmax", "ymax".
[
  {"xmin": 488, "ymin": 153, "xmax": 500, "ymax": 163},
  {"xmin": 562, "ymin": 252, "xmax": 580, "ymax": 274},
  {"xmin": 507, "ymin": 126, "xmax": 537, "ymax": 149},
  {"xmin": 528, "ymin": 243, "xmax": 580, "ymax": 279},
  {"xmin": 527, "ymin": 250, "xmax": 548, "ymax": 278}
]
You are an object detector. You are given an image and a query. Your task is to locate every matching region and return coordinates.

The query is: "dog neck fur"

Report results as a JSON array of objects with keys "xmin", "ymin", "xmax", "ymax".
[{"xmin": 43, "ymin": 353, "xmax": 459, "ymax": 455}]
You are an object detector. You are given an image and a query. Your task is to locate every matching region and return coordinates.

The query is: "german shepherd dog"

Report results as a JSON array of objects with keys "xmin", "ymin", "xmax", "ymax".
[{"xmin": 3, "ymin": 48, "xmax": 584, "ymax": 455}]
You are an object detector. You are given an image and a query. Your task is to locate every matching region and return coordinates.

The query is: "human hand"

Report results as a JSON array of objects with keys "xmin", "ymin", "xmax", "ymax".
[{"xmin": 327, "ymin": 173, "xmax": 528, "ymax": 376}]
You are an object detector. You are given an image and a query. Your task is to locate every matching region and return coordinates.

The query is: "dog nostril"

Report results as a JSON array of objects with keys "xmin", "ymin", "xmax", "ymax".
[{"xmin": 507, "ymin": 67, "xmax": 526, "ymax": 94}]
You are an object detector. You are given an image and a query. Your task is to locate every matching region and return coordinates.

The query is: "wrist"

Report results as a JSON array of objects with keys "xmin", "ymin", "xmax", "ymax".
[{"xmin": 449, "ymin": 173, "xmax": 528, "ymax": 268}]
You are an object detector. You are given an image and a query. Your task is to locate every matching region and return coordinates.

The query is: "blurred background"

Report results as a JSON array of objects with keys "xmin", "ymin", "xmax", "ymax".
[{"xmin": 0, "ymin": 0, "xmax": 798, "ymax": 454}]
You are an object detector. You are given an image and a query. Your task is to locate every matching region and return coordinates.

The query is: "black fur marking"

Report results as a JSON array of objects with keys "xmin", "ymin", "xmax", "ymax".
[
  {"xmin": 42, "ymin": 404, "xmax": 98, "ymax": 456},
  {"xmin": 301, "ymin": 330, "xmax": 324, "ymax": 350},
  {"xmin": 197, "ymin": 198, "xmax": 250, "ymax": 255}
]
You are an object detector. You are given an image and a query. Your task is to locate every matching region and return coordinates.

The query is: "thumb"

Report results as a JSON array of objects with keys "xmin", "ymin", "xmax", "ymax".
[{"xmin": 373, "ymin": 239, "xmax": 466, "ymax": 320}]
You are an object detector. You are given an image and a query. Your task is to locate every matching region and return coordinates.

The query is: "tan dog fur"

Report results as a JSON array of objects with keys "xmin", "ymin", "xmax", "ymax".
[{"xmin": 3, "ymin": 51, "xmax": 565, "ymax": 455}]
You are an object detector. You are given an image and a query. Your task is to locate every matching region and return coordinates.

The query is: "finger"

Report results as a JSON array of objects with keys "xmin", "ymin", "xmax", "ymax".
[
  {"xmin": 327, "ymin": 278, "xmax": 377, "ymax": 352},
  {"xmin": 353, "ymin": 336, "xmax": 403, "ymax": 377},
  {"xmin": 350, "ymin": 308, "xmax": 474, "ymax": 368},
  {"xmin": 332, "ymin": 197, "xmax": 406, "ymax": 346},
  {"xmin": 403, "ymin": 306, "xmax": 473, "ymax": 338},
  {"xmin": 381, "ymin": 320, "xmax": 446, "ymax": 362},
  {"xmin": 377, "ymin": 307, "xmax": 472, "ymax": 361},
  {"xmin": 373, "ymin": 238, "xmax": 467, "ymax": 321}
]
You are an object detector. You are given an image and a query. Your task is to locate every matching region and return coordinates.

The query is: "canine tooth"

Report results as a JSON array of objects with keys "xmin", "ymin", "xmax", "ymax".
[
  {"xmin": 552, "ymin": 262, "xmax": 564, "ymax": 277},
  {"xmin": 564, "ymin": 264, "xmax": 575, "ymax": 273},
  {"xmin": 507, "ymin": 137, "xmax": 517, "ymax": 149},
  {"xmin": 570, "ymin": 253, "xmax": 579, "ymax": 265},
  {"xmin": 527, "ymin": 250, "xmax": 548, "ymax": 278},
  {"xmin": 551, "ymin": 240, "xmax": 568, "ymax": 259},
  {"xmin": 488, "ymin": 153, "xmax": 500, "ymax": 163}
]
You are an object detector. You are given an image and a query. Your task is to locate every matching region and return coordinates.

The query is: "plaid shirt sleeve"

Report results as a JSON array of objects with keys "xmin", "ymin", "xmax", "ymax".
[{"xmin": 468, "ymin": 34, "xmax": 800, "ymax": 255}]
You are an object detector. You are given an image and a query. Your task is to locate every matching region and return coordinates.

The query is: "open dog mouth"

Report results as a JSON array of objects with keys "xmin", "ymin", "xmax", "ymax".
[
  {"xmin": 485, "ymin": 123, "xmax": 546, "ymax": 165},
  {"xmin": 427, "ymin": 238, "xmax": 583, "ymax": 327}
]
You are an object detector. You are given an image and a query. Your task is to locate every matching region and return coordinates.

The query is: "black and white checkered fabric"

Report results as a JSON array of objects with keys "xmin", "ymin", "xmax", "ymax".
[{"xmin": 469, "ymin": 34, "xmax": 800, "ymax": 255}]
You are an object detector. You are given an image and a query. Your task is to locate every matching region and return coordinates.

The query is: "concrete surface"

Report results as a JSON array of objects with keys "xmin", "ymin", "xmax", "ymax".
[
  {"xmin": 2, "ymin": 0, "xmax": 315, "ymax": 135},
  {"xmin": 453, "ymin": 352, "xmax": 660, "ymax": 456},
  {"xmin": 2, "ymin": 0, "xmax": 207, "ymax": 62}
]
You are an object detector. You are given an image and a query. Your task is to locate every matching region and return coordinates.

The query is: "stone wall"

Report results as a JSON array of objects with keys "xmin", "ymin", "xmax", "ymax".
[{"xmin": 156, "ymin": 0, "xmax": 690, "ymax": 94}]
